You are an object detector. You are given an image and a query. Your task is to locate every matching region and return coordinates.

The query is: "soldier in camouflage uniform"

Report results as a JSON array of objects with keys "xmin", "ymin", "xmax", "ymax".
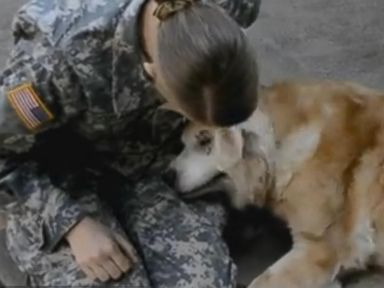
[{"xmin": 0, "ymin": 0, "xmax": 260, "ymax": 286}]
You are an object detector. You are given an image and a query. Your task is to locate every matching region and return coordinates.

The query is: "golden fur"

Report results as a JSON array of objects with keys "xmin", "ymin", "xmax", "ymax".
[{"xmin": 172, "ymin": 80, "xmax": 384, "ymax": 288}]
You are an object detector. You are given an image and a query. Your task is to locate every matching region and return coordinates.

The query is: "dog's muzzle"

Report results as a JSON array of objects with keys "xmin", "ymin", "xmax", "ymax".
[{"xmin": 179, "ymin": 172, "xmax": 229, "ymax": 199}]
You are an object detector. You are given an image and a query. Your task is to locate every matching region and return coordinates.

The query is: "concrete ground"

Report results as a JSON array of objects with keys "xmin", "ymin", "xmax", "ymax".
[
  {"xmin": 1, "ymin": 0, "xmax": 384, "ymax": 287},
  {"xmin": 249, "ymin": 0, "xmax": 384, "ymax": 89}
]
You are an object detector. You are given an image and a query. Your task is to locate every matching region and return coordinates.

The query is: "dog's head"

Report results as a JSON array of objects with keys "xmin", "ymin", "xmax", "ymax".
[{"xmin": 169, "ymin": 123, "xmax": 273, "ymax": 208}]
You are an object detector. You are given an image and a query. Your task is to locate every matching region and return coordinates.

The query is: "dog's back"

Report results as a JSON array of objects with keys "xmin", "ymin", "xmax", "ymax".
[{"xmin": 259, "ymin": 81, "xmax": 384, "ymax": 272}]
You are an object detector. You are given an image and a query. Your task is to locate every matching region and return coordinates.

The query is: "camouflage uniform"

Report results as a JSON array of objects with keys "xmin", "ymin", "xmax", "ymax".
[{"xmin": 0, "ymin": 0, "xmax": 260, "ymax": 287}]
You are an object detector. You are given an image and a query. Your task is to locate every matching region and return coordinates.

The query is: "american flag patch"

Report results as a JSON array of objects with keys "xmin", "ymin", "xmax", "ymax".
[{"xmin": 6, "ymin": 83, "xmax": 54, "ymax": 131}]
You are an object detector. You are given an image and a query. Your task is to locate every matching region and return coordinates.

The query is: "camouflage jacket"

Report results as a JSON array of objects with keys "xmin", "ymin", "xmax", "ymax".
[{"xmin": 0, "ymin": 0, "xmax": 260, "ymax": 252}]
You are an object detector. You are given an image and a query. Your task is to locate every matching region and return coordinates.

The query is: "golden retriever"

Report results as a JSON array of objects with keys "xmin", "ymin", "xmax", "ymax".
[{"xmin": 170, "ymin": 80, "xmax": 384, "ymax": 288}]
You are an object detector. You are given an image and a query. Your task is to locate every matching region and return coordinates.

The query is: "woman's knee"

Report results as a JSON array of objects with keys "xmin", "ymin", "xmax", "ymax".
[{"xmin": 125, "ymin": 179, "xmax": 236, "ymax": 288}]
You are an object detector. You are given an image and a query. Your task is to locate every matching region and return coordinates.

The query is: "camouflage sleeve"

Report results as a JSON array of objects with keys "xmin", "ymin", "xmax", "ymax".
[
  {"xmin": 3, "ymin": 163, "xmax": 85, "ymax": 252},
  {"xmin": 213, "ymin": 0, "xmax": 262, "ymax": 28},
  {"xmin": 0, "ymin": 39, "xmax": 85, "ymax": 154},
  {"xmin": 4, "ymin": 163, "xmax": 86, "ymax": 253},
  {"xmin": 0, "ymin": 12, "xmax": 88, "ymax": 252}
]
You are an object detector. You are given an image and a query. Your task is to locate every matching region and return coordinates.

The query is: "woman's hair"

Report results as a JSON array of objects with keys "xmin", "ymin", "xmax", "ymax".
[{"xmin": 155, "ymin": 0, "xmax": 258, "ymax": 127}]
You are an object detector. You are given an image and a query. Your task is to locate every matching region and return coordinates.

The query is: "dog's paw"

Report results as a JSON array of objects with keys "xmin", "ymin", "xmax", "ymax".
[{"xmin": 247, "ymin": 277, "xmax": 341, "ymax": 288}]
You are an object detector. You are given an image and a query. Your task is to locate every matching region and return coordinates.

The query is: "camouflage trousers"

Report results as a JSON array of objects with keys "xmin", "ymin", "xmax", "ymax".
[{"xmin": 5, "ymin": 173, "xmax": 237, "ymax": 287}]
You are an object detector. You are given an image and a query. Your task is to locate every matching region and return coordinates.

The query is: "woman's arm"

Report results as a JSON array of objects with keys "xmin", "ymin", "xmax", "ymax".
[
  {"xmin": 0, "ymin": 15, "xmax": 135, "ymax": 281},
  {"xmin": 0, "ymin": 32, "xmax": 87, "ymax": 252}
]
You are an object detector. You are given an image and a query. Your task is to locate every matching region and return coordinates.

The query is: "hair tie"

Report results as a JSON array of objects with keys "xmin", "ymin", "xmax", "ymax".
[{"xmin": 154, "ymin": 0, "xmax": 197, "ymax": 21}]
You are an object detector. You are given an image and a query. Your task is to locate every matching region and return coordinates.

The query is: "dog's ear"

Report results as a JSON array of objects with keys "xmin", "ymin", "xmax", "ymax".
[
  {"xmin": 229, "ymin": 131, "xmax": 271, "ymax": 208},
  {"xmin": 241, "ymin": 131, "xmax": 261, "ymax": 158},
  {"xmin": 213, "ymin": 128, "xmax": 244, "ymax": 171}
]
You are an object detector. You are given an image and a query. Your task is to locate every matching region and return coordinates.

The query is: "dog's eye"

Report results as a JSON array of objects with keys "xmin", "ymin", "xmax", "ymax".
[
  {"xmin": 196, "ymin": 130, "xmax": 212, "ymax": 148},
  {"xmin": 198, "ymin": 137, "xmax": 212, "ymax": 147}
]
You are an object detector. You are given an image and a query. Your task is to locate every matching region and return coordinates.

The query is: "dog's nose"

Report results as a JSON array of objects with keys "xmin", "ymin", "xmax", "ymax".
[{"xmin": 163, "ymin": 169, "xmax": 177, "ymax": 187}]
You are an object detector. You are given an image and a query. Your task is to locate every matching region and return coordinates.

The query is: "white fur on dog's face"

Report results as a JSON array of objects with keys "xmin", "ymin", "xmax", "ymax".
[
  {"xmin": 171, "ymin": 124, "xmax": 243, "ymax": 194},
  {"xmin": 171, "ymin": 128, "xmax": 217, "ymax": 193}
]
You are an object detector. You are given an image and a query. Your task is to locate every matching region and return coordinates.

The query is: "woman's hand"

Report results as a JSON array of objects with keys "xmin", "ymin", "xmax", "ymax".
[{"xmin": 66, "ymin": 216, "xmax": 137, "ymax": 282}]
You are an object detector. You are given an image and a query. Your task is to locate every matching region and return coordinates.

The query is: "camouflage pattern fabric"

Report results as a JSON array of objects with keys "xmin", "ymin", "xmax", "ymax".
[
  {"xmin": 0, "ymin": 0, "xmax": 261, "ymax": 286},
  {"xmin": 6, "ymin": 164, "xmax": 235, "ymax": 287}
]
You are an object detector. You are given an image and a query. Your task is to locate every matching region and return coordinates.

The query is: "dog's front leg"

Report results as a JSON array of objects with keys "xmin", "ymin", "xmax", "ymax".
[{"xmin": 248, "ymin": 237, "xmax": 338, "ymax": 288}]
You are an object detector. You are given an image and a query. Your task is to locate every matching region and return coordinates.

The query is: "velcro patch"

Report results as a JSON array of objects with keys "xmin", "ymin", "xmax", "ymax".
[{"xmin": 6, "ymin": 83, "xmax": 54, "ymax": 131}]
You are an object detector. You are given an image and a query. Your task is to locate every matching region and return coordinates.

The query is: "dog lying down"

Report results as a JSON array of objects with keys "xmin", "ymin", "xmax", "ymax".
[{"xmin": 170, "ymin": 80, "xmax": 384, "ymax": 288}]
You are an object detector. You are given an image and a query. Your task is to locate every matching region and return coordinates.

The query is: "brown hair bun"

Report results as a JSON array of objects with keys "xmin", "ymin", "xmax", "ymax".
[{"xmin": 154, "ymin": 0, "xmax": 199, "ymax": 21}]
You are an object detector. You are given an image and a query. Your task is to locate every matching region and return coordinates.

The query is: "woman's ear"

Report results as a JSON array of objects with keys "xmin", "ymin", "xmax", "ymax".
[{"xmin": 143, "ymin": 62, "xmax": 156, "ymax": 79}]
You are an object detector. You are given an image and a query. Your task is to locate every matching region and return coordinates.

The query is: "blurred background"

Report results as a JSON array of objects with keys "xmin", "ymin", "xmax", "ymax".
[{"xmin": 2, "ymin": 0, "xmax": 384, "ymax": 89}]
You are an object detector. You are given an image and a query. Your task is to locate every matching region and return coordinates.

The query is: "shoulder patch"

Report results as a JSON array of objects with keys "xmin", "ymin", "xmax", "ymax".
[{"xmin": 6, "ymin": 83, "xmax": 54, "ymax": 131}]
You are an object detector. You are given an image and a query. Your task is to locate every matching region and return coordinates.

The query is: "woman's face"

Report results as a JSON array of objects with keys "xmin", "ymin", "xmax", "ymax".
[
  {"xmin": 144, "ymin": 58, "xmax": 206, "ymax": 125},
  {"xmin": 141, "ymin": 1, "xmax": 192, "ymax": 119},
  {"xmin": 141, "ymin": 0, "xmax": 214, "ymax": 127},
  {"xmin": 145, "ymin": 60, "xmax": 182, "ymax": 107}
]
